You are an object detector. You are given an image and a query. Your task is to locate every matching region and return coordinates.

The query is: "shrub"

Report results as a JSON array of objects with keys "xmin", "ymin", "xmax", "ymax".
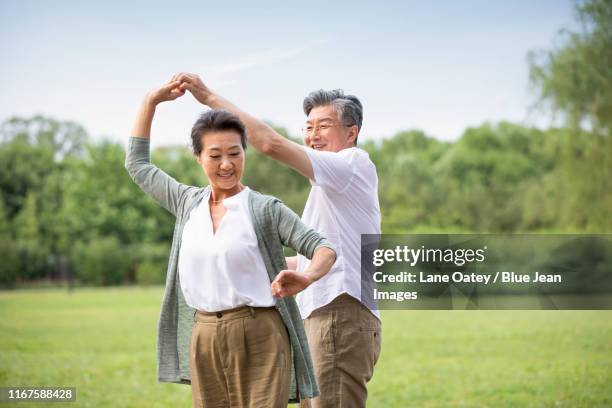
[
  {"xmin": 135, "ymin": 242, "xmax": 170, "ymax": 286},
  {"xmin": 72, "ymin": 237, "xmax": 130, "ymax": 285},
  {"xmin": 0, "ymin": 237, "xmax": 20, "ymax": 286}
]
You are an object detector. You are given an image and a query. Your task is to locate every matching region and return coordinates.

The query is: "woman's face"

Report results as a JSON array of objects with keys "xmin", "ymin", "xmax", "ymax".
[{"xmin": 196, "ymin": 130, "xmax": 245, "ymax": 193}]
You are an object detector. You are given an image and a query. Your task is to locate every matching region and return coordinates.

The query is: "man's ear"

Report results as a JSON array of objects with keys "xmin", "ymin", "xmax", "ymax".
[
  {"xmin": 195, "ymin": 154, "xmax": 201, "ymax": 165},
  {"xmin": 347, "ymin": 125, "xmax": 358, "ymax": 146}
]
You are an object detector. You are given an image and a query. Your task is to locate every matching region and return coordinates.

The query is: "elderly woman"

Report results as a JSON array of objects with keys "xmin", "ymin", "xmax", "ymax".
[{"xmin": 125, "ymin": 79, "xmax": 336, "ymax": 408}]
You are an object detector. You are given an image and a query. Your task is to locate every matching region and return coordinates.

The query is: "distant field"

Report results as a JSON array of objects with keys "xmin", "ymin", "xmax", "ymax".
[{"xmin": 0, "ymin": 287, "xmax": 610, "ymax": 407}]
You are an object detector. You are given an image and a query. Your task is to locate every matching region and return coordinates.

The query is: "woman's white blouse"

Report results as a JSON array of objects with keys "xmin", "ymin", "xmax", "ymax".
[{"xmin": 177, "ymin": 187, "xmax": 275, "ymax": 312}]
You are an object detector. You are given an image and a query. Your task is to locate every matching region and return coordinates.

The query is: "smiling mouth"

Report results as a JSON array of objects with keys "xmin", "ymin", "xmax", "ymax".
[
  {"xmin": 218, "ymin": 173, "xmax": 234, "ymax": 178},
  {"xmin": 311, "ymin": 144, "xmax": 326, "ymax": 150}
]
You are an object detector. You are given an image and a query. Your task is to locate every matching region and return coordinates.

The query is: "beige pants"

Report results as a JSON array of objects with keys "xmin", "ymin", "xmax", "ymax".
[
  {"xmin": 300, "ymin": 294, "xmax": 382, "ymax": 408},
  {"xmin": 189, "ymin": 306, "xmax": 291, "ymax": 408}
]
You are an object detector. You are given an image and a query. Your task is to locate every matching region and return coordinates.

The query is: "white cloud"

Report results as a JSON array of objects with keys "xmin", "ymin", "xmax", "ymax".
[{"xmin": 204, "ymin": 38, "xmax": 332, "ymax": 81}]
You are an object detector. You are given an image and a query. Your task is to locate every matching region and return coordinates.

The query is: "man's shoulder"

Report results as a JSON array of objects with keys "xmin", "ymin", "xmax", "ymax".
[
  {"xmin": 339, "ymin": 146, "xmax": 373, "ymax": 162},
  {"xmin": 343, "ymin": 147, "xmax": 377, "ymax": 177}
]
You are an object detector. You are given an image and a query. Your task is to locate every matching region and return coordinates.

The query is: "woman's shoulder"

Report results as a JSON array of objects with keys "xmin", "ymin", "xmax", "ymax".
[
  {"xmin": 247, "ymin": 188, "xmax": 294, "ymax": 221},
  {"xmin": 247, "ymin": 188, "xmax": 282, "ymax": 207},
  {"xmin": 180, "ymin": 186, "xmax": 209, "ymax": 212}
]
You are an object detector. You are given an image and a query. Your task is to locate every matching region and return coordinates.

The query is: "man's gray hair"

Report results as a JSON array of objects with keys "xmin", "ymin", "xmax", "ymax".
[{"xmin": 303, "ymin": 89, "xmax": 363, "ymax": 144}]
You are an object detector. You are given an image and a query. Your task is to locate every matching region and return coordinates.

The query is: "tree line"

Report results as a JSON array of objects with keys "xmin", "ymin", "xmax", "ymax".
[
  {"xmin": 0, "ymin": 116, "xmax": 607, "ymax": 287},
  {"xmin": 0, "ymin": 0, "xmax": 609, "ymax": 287}
]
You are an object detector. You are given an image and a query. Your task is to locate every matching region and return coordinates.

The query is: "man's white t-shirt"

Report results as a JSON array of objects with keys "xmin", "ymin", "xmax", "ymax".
[{"xmin": 296, "ymin": 146, "xmax": 381, "ymax": 320}]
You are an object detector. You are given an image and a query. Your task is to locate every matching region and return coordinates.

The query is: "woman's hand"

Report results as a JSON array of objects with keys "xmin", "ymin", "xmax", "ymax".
[
  {"xmin": 131, "ymin": 80, "xmax": 184, "ymax": 139},
  {"xmin": 271, "ymin": 270, "xmax": 315, "ymax": 298},
  {"xmin": 146, "ymin": 80, "xmax": 185, "ymax": 105},
  {"xmin": 271, "ymin": 247, "xmax": 336, "ymax": 297}
]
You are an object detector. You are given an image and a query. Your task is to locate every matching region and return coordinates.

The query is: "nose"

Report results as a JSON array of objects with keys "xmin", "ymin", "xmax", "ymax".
[{"xmin": 220, "ymin": 158, "xmax": 233, "ymax": 170}]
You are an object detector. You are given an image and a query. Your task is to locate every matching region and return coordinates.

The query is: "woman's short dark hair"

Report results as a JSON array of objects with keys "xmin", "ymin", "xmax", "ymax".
[{"xmin": 191, "ymin": 110, "xmax": 247, "ymax": 156}]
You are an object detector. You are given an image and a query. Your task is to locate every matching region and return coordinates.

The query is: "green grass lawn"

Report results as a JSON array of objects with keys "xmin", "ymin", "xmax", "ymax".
[{"xmin": 0, "ymin": 287, "xmax": 610, "ymax": 407}]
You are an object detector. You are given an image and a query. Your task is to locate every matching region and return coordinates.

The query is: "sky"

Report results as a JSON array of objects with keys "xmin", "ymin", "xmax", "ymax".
[{"xmin": 0, "ymin": 0, "xmax": 575, "ymax": 148}]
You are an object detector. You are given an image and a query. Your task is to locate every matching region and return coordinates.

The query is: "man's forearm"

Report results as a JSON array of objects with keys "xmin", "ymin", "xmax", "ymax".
[
  {"xmin": 205, "ymin": 92, "xmax": 313, "ymax": 178},
  {"xmin": 205, "ymin": 93, "xmax": 282, "ymax": 154}
]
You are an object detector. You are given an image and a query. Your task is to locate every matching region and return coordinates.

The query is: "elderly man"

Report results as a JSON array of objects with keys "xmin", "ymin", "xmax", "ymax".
[{"xmin": 175, "ymin": 73, "xmax": 382, "ymax": 408}]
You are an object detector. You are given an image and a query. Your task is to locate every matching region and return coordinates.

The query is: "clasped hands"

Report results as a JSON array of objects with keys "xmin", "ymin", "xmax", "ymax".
[{"xmin": 147, "ymin": 73, "xmax": 213, "ymax": 106}]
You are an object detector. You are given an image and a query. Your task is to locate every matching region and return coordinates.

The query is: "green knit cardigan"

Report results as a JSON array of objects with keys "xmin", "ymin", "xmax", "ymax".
[{"xmin": 125, "ymin": 137, "xmax": 334, "ymax": 403}]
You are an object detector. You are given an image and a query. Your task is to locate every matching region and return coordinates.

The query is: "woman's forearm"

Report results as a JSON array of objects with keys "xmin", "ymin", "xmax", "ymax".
[
  {"xmin": 286, "ymin": 256, "xmax": 297, "ymax": 270},
  {"xmin": 131, "ymin": 80, "xmax": 183, "ymax": 139},
  {"xmin": 303, "ymin": 247, "xmax": 336, "ymax": 283},
  {"xmin": 131, "ymin": 96, "xmax": 157, "ymax": 139}
]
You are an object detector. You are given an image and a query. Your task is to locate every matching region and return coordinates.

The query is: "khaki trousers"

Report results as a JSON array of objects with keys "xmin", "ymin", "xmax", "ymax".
[
  {"xmin": 300, "ymin": 294, "xmax": 382, "ymax": 408},
  {"xmin": 189, "ymin": 306, "xmax": 291, "ymax": 408}
]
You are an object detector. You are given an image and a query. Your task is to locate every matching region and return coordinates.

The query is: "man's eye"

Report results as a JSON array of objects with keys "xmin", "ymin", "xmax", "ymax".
[
  {"xmin": 230, "ymin": 152, "xmax": 240, "ymax": 156},
  {"xmin": 210, "ymin": 155, "xmax": 220, "ymax": 159},
  {"xmin": 320, "ymin": 125, "xmax": 330, "ymax": 130},
  {"xmin": 306, "ymin": 127, "xmax": 314, "ymax": 132}
]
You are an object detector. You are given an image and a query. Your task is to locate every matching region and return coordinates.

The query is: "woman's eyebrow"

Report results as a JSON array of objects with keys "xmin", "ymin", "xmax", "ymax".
[{"xmin": 206, "ymin": 145, "xmax": 241, "ymax": 151}]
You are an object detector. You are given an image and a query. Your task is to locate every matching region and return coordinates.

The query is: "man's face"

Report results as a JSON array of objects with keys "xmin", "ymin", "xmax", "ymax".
[{"xmin": 304, "ymin": 105, "xmax": 357, "ymax": 152}]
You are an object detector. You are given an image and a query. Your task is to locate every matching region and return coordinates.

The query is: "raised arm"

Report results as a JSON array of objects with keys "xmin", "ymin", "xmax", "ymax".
[
  {"xmin": 125, "ymin": 80, "xmax": 196, "ymax": 216},
  {"xmin": 173, "ymin": 72, "xmax": 314, "ymax": 180}
]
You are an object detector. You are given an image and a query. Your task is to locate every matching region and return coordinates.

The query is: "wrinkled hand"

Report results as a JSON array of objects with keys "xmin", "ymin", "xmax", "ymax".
[
  {"xmin": 147, "ymin": 80, "xmax": 185, "ymax": 105},
  {"xmin": 172, "ymin": 72, "xmax": 214, "ymax": 105},
  {"xmin": 271, "ymin": 270, "xmax": 314, "ymax": 298}
]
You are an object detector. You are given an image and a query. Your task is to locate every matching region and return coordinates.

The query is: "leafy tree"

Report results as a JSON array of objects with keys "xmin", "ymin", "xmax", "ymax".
[
  {"xmin": 0, "ymin": 237, "xmax": 19, "ymax": 286},
  {"xmin": 0, "ymin": 135, "xmax": 55, "ymax": 219},
  {"xmin": 0, "ymin": 200, "xmax": 19, "ymax": 286},
  {"xmin": 0, "ymin": 115, "xmax": 87, "ymax": 217},
  {"xmin": 528, "ymin": 0, "xmax": 612, "ymax": 232},
  {"xmin": 0, "ymin": 199, "xmax": 10, "ymax": 236},
  {"xmin": 0, "ymin": 115, "xmax": 87, "ymax": 160},
  {"xmin": 529, "ymin": 0, "xmax": 612, "ymax": 133},
  {"xmin": 13, "ymin": 192, "xmax": 48, "ymax": 280}
]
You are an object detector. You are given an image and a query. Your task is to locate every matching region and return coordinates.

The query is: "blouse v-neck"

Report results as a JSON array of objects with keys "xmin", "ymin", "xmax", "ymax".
[{"xmin": 206, "ymin": 188, "xmax": 249, "ymax": 236}]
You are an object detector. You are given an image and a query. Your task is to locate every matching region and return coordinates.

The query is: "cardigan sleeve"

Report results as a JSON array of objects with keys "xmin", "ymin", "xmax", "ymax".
[
  {"xmin": 124, "ymin": 137, "xmax": 196, "ymax": 217},
  {"xmin": 273, "ymin": 200, "xmax": 336, "ymax": 260}
]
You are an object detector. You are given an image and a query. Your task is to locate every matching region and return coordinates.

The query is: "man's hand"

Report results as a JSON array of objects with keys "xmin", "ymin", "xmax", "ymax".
[
  {"xmin": 172, "ymin": 72, "xmax": 214, "ymax": 105},
  {"xmin": 147, "ymin": 80, "xmax": 185, "ymax": 105},
  {"xmin": 271, "ymin": 270, "xmax": 314, "ymax": 298}
]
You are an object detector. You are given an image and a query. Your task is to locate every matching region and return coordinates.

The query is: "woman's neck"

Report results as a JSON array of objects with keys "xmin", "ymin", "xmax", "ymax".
[{"xmin": 210, "ymin": 183, "xmax": 245, "ymax": 205}]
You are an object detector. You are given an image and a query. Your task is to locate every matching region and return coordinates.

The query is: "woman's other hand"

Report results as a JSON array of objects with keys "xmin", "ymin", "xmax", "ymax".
[
  {"xmin": 271, "ymin": 270, "xmax": 315, "ymax": 298},
  {"xmin": 147, "ymin": 80, "xmax": 185, "ymax": 105}
]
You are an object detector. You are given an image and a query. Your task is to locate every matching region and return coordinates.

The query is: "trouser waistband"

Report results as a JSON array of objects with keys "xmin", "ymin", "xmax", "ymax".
[{"xmin": 194, "ymin": 305, "xmax": 277, "ymax": 323}]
